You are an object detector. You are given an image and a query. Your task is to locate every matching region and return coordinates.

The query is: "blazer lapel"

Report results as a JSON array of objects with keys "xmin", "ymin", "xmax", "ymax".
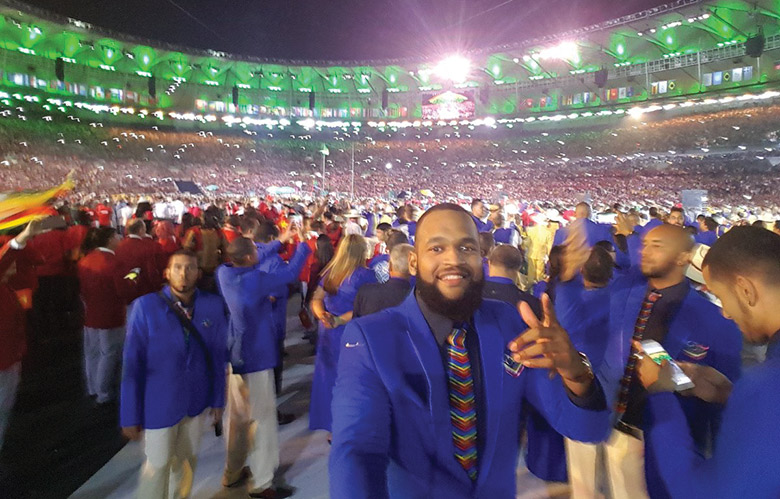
[
  {"xmin": 663, "ymin": 287, "xmax": 696, "ymax": 359},
  {"xmin": 473, "ymin": 306, "xmax": 504, "ymax": 489},
  {"xmin": 620, "ymin": 282, "xmax": 648, "ymax": 359}
]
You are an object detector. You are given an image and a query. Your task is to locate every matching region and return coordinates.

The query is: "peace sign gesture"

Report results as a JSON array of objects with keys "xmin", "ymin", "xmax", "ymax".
[{"xmin": 508, "ymin": 294, "xmax": 593, "ymax": 394}]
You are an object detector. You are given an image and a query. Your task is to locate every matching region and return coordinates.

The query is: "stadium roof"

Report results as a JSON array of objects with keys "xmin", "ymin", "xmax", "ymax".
[{"xmin": 0, "ymin": 0, "xmax": 777, "ymax": 97}]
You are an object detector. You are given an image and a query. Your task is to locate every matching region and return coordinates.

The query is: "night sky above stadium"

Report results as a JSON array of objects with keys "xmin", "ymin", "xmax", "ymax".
[{"xmin": 23, "ymin": 0, "xmax": 670, "ymax": 61}]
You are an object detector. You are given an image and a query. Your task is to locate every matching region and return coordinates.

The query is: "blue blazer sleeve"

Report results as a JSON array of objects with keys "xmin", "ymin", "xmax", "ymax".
[
  {"xmin": 256, "ymin": 240, "xmax": 283, "ymax": 261},
  {"xmin": 120, "ymin": 301, "xmax": 148, "ymax": 428},
  {"xmin": 249, "ymin": 243, "xmax": 311, "ymax": 298},
  {"xmin": 329, "ymin": 322, "xmax": 391, "ymax": 499},
  {"xmin": 522, "ymin": 368, "xmax": 611, "ymax": 443},
  {"xmin": 643, "ymin": 378, "xmax": 780, "ymax": 498},
  {"xmin": 208, "ymin": 299, "xmax": 229, "ymax": 410}
]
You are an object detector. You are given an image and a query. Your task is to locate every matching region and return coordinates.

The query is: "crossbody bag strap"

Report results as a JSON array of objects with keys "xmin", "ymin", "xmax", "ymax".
[{"xmin": 157, "ymin": 291, "xmax": 215, "ymax": 403}]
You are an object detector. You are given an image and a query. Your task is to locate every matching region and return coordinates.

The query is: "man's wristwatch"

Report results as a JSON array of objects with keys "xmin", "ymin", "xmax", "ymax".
[{"xmin": 564, "ymin": 352, "xmax": 595, "ymax": 384}]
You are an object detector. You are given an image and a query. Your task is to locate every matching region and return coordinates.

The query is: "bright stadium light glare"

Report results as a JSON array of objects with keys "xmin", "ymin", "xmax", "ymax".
[
  {"xmin": 435, "ymin": 55, "xmax": 471, "ymax": 83},
  {"xmin": 539, "ymin": 41, "xmax": 579, "ymax": 61}
]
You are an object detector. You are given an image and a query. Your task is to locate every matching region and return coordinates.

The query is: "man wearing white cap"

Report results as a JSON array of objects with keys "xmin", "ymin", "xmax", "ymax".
[{"xmin": 343, "ymin": 210, "xmax": 363, "ymax": 236}]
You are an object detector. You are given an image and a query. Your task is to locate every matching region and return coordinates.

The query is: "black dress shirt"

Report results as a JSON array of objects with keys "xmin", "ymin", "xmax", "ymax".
[
  {"xmin": 621, "ymin": 279, "xmax": 691, "ymax": 428},
  {"xmin": 353, "ymin": 277, "xmax": 412, "ymax": 318}
]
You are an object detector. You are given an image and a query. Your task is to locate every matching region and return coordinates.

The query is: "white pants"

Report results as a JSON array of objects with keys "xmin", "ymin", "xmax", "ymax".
[
  {"xmin": 83, "ymin": 326, "xmax": 125, "ymax": 403},
  {"xmin": 604, "ymin": 428, "xmax": 650, "ymax": 499},
  {"xmin": 0, "ymin": 362, "xmax": 21, "ymax": 451},
  {"xmin": 565, "ymin": 438, "xmax": 606, "ymax": 499},
  {"xmin": 138, "ymin": 412, "xmax": 209, "ymax": 499},
  {"xmin": 224, "ymin": 369, "xmax": 279, "ymax": 490}
]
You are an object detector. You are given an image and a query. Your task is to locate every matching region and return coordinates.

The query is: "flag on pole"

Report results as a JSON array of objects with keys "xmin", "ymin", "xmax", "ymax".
[
  {"xmin": 0, "ymin": 175, "xmax": 74, "ymax": 231},
  {"xmin": 320, "ymin": 145, "xmax": 330, "ymax": 156}
]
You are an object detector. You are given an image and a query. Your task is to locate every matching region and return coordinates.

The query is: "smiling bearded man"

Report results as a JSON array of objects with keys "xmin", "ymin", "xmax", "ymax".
[{"xmin": 328, "ymin": 202, "xmax": 610, "ymax": 499}]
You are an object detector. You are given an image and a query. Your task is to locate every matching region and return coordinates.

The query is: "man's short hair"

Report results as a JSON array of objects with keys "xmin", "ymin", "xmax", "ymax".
[
  {"xmin": 385, "ymin": 229, "xmax": 410, "ymax": 252},
  {"xmin": 582, "ymin": 246, "xmax": 614, "ymax": 286},
  {"xmin": 389, "ymin": 243, "xmax": 413, "ymax": 275},
  {"xmin": 478, "ymin": 232, "xmax": 495, "ymax": 257},
  {"xmin": 239, "ymin": 217, "xmax": 259, "ymax": 234},
  {"xmin": 126, "ymin": 218, "xmax": 145, "ymax": 236},
  {"xmin": 670, "ymin": 206, "xmax": 684, "ymax": 214},
  {"xmin": 702, "ymin": 226, "xmax": 780, "ymax": 285},
  {"xmin": 226, "ymin": 237, "xmax": 257, "ymax": 264},
  {"xmin": 376, "ymin": 222, "xmax": 392, "ymax": 232},
  {"xmin": 255, "ymin": 220, "xmax": 278, "ymax": 243},
  {"xmin": 703, "ymin": 216, "xmax": 719, "ymax": 232},
  {"xmin": 167, "ymin": 249, "xmax": 198, "ymax": 266},
  {"xmin": 471, "ymin": 198, "xmax": 483, "ymax": 209},
  {"xmin": 649, "ymin": 207, "xmax": 659, "ymax": 218},
  {"xmin": 488, "ymin": 245, "xmax": 524, "ymax": 271},
  {"xmin": 417, "ymin": 203, "xmax": 475, "ymax": 235}
]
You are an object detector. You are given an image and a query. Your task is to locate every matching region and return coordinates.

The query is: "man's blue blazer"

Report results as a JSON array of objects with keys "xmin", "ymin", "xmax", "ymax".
[{"xmin": 329, "ymin": 292, "xmax": 610, "ymax": 499}]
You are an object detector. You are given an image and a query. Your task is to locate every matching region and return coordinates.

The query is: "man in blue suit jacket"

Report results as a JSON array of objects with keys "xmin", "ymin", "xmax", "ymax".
[
  {"xmin": 634, "ymin": 226, "xmax": 780, "ymax": 498},
  {"xmin": 120, "ymin": 250, "xmax": 228, "ymax": 498},
  {"xmin": 330, "ymin": 204, "xmax": 611, "ymax": 499},
  {"xmin": 562, "ymin": 222, "xmax": 742, "ymax": 498},
  {"xmin": 216, "ymin": 235, "xmax": 309, "ymax": 496},
  {"xmin": 553, "ymin": 202, "xmax": 613, "ymax": 248}
]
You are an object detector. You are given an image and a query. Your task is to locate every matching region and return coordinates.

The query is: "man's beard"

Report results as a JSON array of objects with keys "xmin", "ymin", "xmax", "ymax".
[
  {"xmin": 416, "ymin": 272, "xmax": 484, "ymax": 322},
  {"xmin": 641, "ymin": 261, "xmax": 675, "ymax": 280}
]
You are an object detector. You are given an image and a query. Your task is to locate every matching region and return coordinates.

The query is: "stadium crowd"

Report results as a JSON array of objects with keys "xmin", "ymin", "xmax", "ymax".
[{"xmin": 1, "ymin": 103, "xmax": 779, "ymax": 211}]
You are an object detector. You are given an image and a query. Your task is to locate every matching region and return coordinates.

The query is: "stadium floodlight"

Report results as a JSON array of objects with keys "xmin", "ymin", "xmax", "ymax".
[
  {"xmin": 434, "ymin": 56, "xmax": 471, "ymax": 83},
  {"xmin": 538, "ymin": 41, "xmax": 579, "ymax": 61}
]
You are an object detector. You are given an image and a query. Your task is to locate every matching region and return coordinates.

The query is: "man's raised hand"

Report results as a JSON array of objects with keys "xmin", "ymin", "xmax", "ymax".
[{"xmin": 508, "ymin": 294, "xmax": 585, "ymax": 382}]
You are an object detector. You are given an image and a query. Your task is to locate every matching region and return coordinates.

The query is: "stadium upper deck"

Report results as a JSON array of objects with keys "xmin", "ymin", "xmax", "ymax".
[{"xmin": 0, "ymin": 0, "xmax": 779, "ymax": 124}]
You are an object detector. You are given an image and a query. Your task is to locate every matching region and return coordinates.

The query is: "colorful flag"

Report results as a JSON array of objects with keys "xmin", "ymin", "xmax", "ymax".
[{"xmin": 0, "ymin": 176, "xmax": 74, "ymax": 232}]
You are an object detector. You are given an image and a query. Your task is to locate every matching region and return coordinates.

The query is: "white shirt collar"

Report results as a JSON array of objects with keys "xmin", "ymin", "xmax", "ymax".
[
  {"xmin": 128, "ymin": 234, "xmax": 142, "ymax": 239},
  {"xmin": 97, "ymin": 247, "xmax": 115, "ymax": 255}
]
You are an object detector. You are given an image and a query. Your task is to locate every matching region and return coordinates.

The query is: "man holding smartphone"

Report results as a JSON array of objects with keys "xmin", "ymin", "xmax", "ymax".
[
  {"xmin": 559, "ymin": 221, "xmax": 742, "ymax": 498},
  {"xmin": 635, "ymin": 226, "xmax": 780, "ymax": 497}
]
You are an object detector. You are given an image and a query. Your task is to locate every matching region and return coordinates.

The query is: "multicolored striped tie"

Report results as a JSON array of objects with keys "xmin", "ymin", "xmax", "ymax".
[
  {"xmin": 447, "ymin": 326, "xmax": 478, "ymax": 480},
  {"xmin": 616, "ymin": 290, "xmax": 662, "ymax": 414}
]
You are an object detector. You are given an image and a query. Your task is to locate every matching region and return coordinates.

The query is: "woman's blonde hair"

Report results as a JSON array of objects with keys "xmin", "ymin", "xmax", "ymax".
[{"xmin": 321, "ymin": 234, "xmax": 368, "ymax": 294}]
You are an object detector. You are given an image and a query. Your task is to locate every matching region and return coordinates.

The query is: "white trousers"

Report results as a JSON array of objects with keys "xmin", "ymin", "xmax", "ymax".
[
  {"xmin": 224, "ymin": 369, "xmax": 279, "ymax": 490},
  {"xmin": 565, "ymin": 438, "xmax": 606, "ymax": 499},
  {"xmin": 83, "ymin": 326, "xmax": 125, "ymax": 403},
  {"xmin": 138, "ymin": 412, "xmax": 209, "ymax": 499},
  {"xmin": 0, "ymin": 362, "xmax": 21, "ymax": 451},
  {"xmin": 604, "ymin": 428, "xmax": 650, "ymax": 499}
]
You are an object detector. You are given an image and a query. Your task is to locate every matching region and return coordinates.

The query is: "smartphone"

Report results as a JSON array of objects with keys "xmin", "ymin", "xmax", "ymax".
[{"xmin": 640, "ymin": 340, "xmax": 695, "ymax": 391}]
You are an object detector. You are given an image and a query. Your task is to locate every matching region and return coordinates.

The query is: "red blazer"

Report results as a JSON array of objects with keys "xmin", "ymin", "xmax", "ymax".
[
  {"xmin": 298, "ymin": 236, "xmax": 319, "ymax": 283},
  {"xmin": 77, "ymin": 249, "xmax": 128, "ymax": 329},
  {"xmin": 28, "ymin": 229, "xmax": 71, "ymax": 277},
  {"xmin": 0, "ymin": 234, "xmax": 43, "ymax": 294},
  {"xmin": 0, "ymin": 241, "xmax": 27, "ymax": 369},
  {"xmin": 96, "ymin": 204, "xmax": 113, "ymax": 227},
  {"xmin": 115, "ymin": 236, "xmax": 164, "ymax": 302},
  {"xmin": 326, "ymin": 223, "xmax": 342, "ymax": 248}
]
